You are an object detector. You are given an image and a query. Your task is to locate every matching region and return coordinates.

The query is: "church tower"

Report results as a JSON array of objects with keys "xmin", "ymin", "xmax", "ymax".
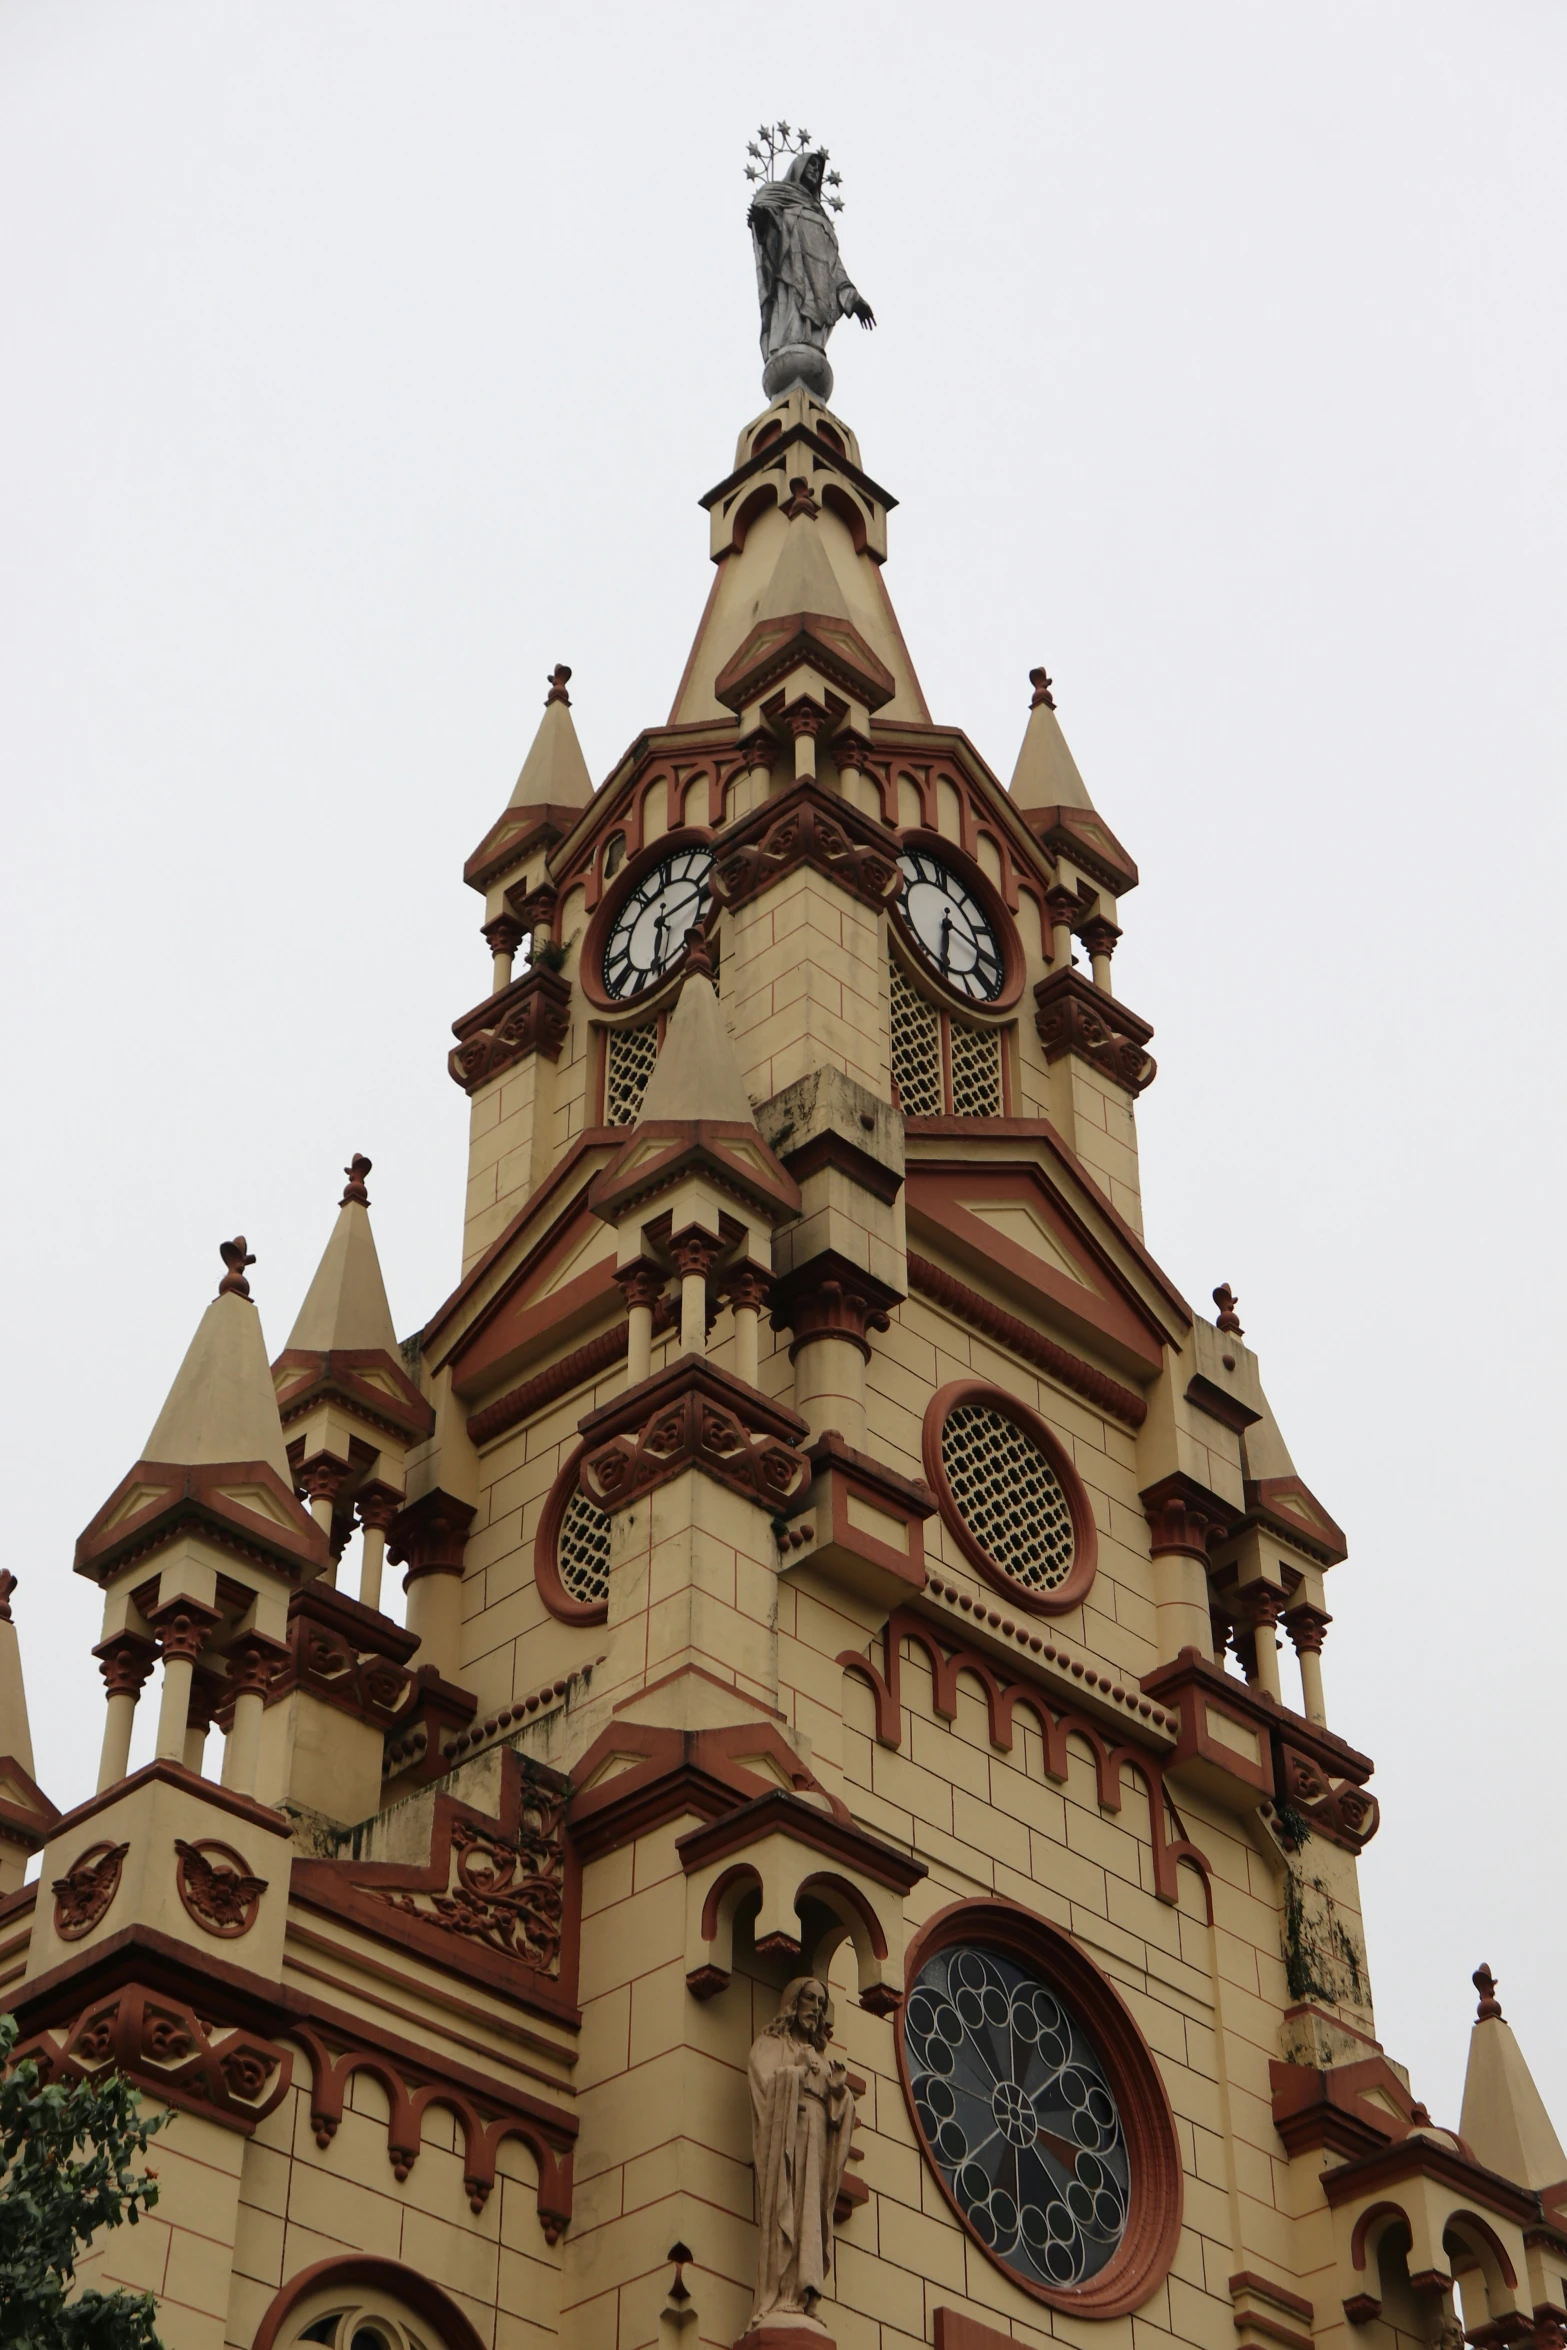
[{"xmin": 5, "ymin": 132, "xmax": 1564, "ymax": 2350}]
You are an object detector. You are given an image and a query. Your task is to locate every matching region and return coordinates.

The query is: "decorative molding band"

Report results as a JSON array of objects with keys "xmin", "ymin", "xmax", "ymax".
[
  {"xmin": 467, "ymin": 1322, "xmax": 630, "ymax": 1448},
  {"xmin": 15, "ymin": 1982, "xmax": 291, "ymax": 2133},
  {"xmin": 708, "ymin": 781, "xmax": 904, "ymax": 918},
  {"xmin": 1033, "ymin": 966, "xmax": 1157, "ymax": 1096},
  {"xmin": 906, "ymin": 1253, "xmax": 1146, "ymax": 1427},
  {"xmin": 272, "ymin": 1346, "xmax": 434, "ymax": 1446},
  {"xmin": 578, "ymin": 1355, "xmax": 810, "ymax": 1517},
  {"xmin": 449, "ymin": 965, "xmax": 572, "ymax": 1093},
  {"xmin": 838, "ymin": 1609, "xmax": 1209, "ymax": 1909},
  {"xmin": 255, "ymin": 1583, "xmax": 417, "ymax": 1727},
  {"xmin": 675, "ymin": 1787, "xmax": 926, "ymax": 1898}
]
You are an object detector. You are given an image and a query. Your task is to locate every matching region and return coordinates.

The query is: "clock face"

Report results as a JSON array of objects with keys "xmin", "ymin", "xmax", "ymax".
[
  {"xmin": 897, "ymin": 851, "xmax": 1004, "ymax": 1002},
  {"xmin": 602, "ymin": 846, "xmax": 715, "ymax": 1001},
  {"xmin": 904, "ymin": 1942, "xmax": 1130, "ymax": 2292}
]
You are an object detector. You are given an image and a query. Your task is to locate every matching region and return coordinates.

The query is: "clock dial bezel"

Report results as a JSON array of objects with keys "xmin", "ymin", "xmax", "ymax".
[
  {"xmin": 581, "ymin": 828, "xmax": 717, "ymax": 1012},
  {"xmin": 890, "ymin": 833, "xmax": 1022, "ymax": 1011}
]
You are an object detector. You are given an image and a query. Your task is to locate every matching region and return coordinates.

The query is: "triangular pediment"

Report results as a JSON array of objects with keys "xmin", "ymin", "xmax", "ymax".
[
  {"xmin": 445, "ymin": 1186, "xmax": 624, "ymax": 1402},
  {"xmin": 905, "ymin": 1152, "xmax": 1181, "ymax": 1380}
]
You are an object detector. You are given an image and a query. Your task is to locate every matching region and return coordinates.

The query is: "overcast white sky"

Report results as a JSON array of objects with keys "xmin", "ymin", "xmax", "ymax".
[{"xmin": 3, "ymin": 3, "xmax": 1564, "ymax": 2133}]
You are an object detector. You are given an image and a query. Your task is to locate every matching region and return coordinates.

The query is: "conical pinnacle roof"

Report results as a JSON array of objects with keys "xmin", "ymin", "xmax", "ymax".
[
  {"xmin": 637, "ymin": 963, "xmax": 758, "ymax": 1129},
  {"xmin": 144, "ymin": 1289, "xmax": 293, "ymax": 1483},
  {"xmin": 1460, "ymin": 1971, "xmax": 1567, "ymax": 2190},
  {"xmin": 1009, "ymin": 672, "xmax": 1096, "ymax": 814},
  {"xmin": 286, "ymin": 1191, "xmax": 400, "ymax": 1357},
  {"xmin": 508, "ymin": 668, "xmax": 592, "ymax": 813}
]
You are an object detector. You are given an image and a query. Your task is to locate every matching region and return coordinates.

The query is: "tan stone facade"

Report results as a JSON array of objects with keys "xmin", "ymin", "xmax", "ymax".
[{"xmin": 4, "ymin": 385, "xmax": 1564, "ymax": 2350}]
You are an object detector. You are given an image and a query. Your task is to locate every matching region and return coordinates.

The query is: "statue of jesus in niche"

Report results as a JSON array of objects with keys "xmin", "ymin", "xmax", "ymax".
[
  {"xmin": 747, "ymin": 1975, "xmax": 857, "ymax": 2333},
  {"xmin": 749, "ymin": 150, "xmax": 875, "ymax": 404}
]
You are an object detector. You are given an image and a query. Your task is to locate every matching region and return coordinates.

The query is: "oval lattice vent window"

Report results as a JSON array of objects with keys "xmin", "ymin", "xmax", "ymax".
[
  {"xmin": 535, "ymin": 1447, "xmax": 613, "ymax": 1625},
  {"xmin": 923, "ymin": 1382, "xmax": 1097, "ymax": 1614}
]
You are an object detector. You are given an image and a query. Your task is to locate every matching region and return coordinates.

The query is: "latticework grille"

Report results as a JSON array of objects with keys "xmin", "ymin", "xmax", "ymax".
[
  {"xmin": 949, "ymin": 1018, "xmax": 1002, "ymax": 1117},
  {"xmin": 605, "ymin": 1021, "xmax": 658, "ymax": 1125},
  {"xmin": 890, "ymin": 959, "xmax": 943, "ymax": 1116},
  {"xmin": 940, "ymin": 1401, "xmax": 1076, "ymax": 1594},
  {"xmin": 557, "ymin": 1484, "xmax": 612, "ymax": 1606}
]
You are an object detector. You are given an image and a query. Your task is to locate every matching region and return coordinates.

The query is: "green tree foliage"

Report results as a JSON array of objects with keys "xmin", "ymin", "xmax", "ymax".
[{"xmin": 0, "ymin": 2013, "xmax": 169, "ymax": 2349}]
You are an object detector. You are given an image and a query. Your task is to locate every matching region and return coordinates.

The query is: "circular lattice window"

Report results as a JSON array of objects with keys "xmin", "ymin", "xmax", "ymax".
[
  {"xmin": 558, "ymin": 1485, "xmax": 611, "ymax": 1607},
  {"xmin": 923, "ymin": 1383, "xmax": 1097, "ymax": 1613},
  {"xmin": 897, "ymin": 1900, "xmax": 1182, "ymax": 2317},
  {"xmin": 536, "ymin": 1449, "xmax": 613, "ymax": 1624}
]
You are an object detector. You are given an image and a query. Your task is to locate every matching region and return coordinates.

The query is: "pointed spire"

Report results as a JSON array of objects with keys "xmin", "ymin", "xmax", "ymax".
[
  {"xmin": 1460, "ymin": 1965, "xmax": 1567, "ymax": 2190},
  {"xmin": 143, "ymin": 1240, "xmax": 293, "ymax": 1483},
  {"xmin": 0, "ymin": 1572, "xmax": 35, "ymax": 1781},
  {"xmin": 636, "ymin": 944, "xmax": 758, "ymax": 1129},
  {"xmin": 1009, "ymin": 665, "xmax": 1096, "ymax": 814},
  {"xmin": 285, "ymin": 1154, "xmax": 401, "ymax": 1357},
  {"xmin": 507, "ymin": 663, "xmax": 593, "ymax": 814}
]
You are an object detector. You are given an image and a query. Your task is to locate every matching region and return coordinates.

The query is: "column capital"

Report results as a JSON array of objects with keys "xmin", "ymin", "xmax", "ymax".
[
  {"xmin": 1077, "ymin": 915, "xmax": 1122, "ymax": 961},
  {"xmin": 224, "ymin": 1630, "xmax": 290, "ymax": 1702},
  {"xmin": 666, "ymin": 1224, "xmax": 726, "ymax": 1283},
  {"xmin": 769, "ymin": 1251, "xmax": 901, "ymax": 1364},
  {"xmin": 354, "ymin": 1479, "xmax": 404, "ymax": 1536},
  {"xmin": 388, "ymin": 1488, "xmax": 476, "ymax": 1587},
  {"xmin": 503, "ymin": 878, "xmax": 559, "ymax": 934},
  {"xmin": 293, "ymin": 1450, "xmax": 353, "ymax": 1507},
  {"xmin": 481, "ymin": 912, "xmax": 526, "ymax": 959},
  {"xmin": 614, "ymin": 1258, "xmax": 668, "ymax": 1315},
  {"xmin": 148, "ymin": 1598, "xmax": 221, "ymax": 1666},
  {"xmin": 723, "ymin": 1262, "xmax": 773, "ymax": 1316},
  {"xmin": 1140, "ymin": 1472, "xmax": 1237, "ymax": 1562},
  {"xmin": 93, "ymin": 1630, "xmax": 158, "ymax": 1699},
  {"xmin": 1283, "ymin": 1603, "xmax": 1331, "ymax": 1655}
]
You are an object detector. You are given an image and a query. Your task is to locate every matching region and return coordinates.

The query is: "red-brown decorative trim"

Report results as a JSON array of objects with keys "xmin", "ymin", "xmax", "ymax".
[
  {"xmin": 840, "ymin": 1610, "xmax": 1205, "ymax": 1907},
  {"xmin": 291, "ymin": 1748, "xmax": 577, "ymax": 2018},
  {"xmin": 1022, "ymin": 802, "xmax": 1140, "ymax": 899},
  {"xmin": 16, "ymin": 1982, "xmax": 290, "ymax": 2133},
  {"xmin": 272, "ymin": 1346, "xmax": 433, "ymax": 1446},
  {"xmin": 578, "ymin": 1354, "xmax": 809, "ymax": 1517},
  {"xmin": 463, "ymin": 800, "xmax": 579, "ymax": 898},
  {"xmin": 907, "ymin": 1253, "xmax": 1146, "ymax": 1426},
  {"xmin": 1277, "ymin": 1744, "xmax": 1380, "ymax": 1854},
  {"xmin": 901, "ymin": 1899, "xmax": 1183, "ymax": 2317},
  {"xmin": 252, "ymin": 2258, "xmax": 490, "ymax": 2350},
  {"xmin": 892, "ymin": 830, "xmax": 1026, "ymax": 1012},
  {"xmin": 676, "ymin": 1787, "xmax": 925, "ymax": 1895},
  {"xmin": 769, "ymin": 1250, "xmax": 902, "ymax": 1364},
  {"xmin": 466, "ymin": 1320, "xmax": 630, "ymax": 1448},
  {"xmin": 713, "ymin": 607, "xmax": 897, "ymax": 717},
  {"xmin": 74, "ymin": 1459, "xmax": 330, "ymax": 1586},
  {"xmin": 535, "ymin": 1446, "xmax": 609, "ymax": 1626},
  {"xmin": 1243, "ymin": 1475, "xmax": 1349, "ymax": 1568},
  {"xmin": 448, "ymin": 965, "xmax": 573, "ymax": 1093},
  {"xmin": 1324, "ymin": 2136, "xmax": 1540, "ymax": 2231},
  {"xmin": 0, "ymin": 1755, "xmax": 60, "ymax": 1859},
  {"xmin": 255, "ymin": 1583, "xmax": 416, "ymax": 1726},
  {"xmin": 567, "ymin": 1715, "xmax": 850, "ymax": 1863},
  {"xmin": 42, "ymin": 1758, "xmax": 294, "ymax": 1849},
  {"xmin": 93, "ymin": 1629, "xmax": 158, "ymax": 1701},
  {"xmin": 173, "ymin": 1839, "xmax": 268, "ymax": 1938},
  {"xmin": 52, "ymin": 1842, "xmax": 129, "ymax": 1941},
  {"xmin": 922, "ymin": 1379, "xmax": 1098, "ymax": 1615},
  {"xmin": 1034, "ymin": 966, "xmax": 1157, "ymax": 1095},
  {"xmin": 708, "ymin": 780, "xmax": 904, "ymax": 918},
  {"xmin": 1230, "ymin": 2273, "xmax": 1316, "ymax": 2324},
  {"xmin": 589, "ymin": 1119, "xmax": 800, "ymax": 1235}
]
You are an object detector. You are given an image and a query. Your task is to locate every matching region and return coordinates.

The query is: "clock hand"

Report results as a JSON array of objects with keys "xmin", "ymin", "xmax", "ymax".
[{"xmin": 939, "ymin": 910, "xmax": 953, "ymax": 972}]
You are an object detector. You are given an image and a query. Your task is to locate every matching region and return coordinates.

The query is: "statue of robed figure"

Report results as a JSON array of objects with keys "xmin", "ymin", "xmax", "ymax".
[
  {"xmin": 749, "ymin": 150, "xmax": 875, "ymax": 404},
  {"xmin": 747, "ymin": 1976, "xmax": 857, "ymax": 2331}
]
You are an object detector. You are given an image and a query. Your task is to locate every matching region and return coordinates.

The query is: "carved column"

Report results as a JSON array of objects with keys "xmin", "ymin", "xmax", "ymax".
[
  {"xmin": 782, "ymin": 698, "xmax": 827, "ymax": 783},
  {"xmin": 1140, "ymin": 1475, "xmax": 1233, "ymax": 1664},
  {"xmin": 354, "ymin": 1480, "xmax": 402, "ymax": 1614},
  {"xmin": 1078, "ymin": 915, "xmax": 1121, "ymax": 996},
  {"xmin": 182, "ymin": 1667, "xmax": 223, "ymax": 1775},
  {"xmin": 770, "ymin": 1253, "xmax": 898, "ymax": 1451},
  {"xmin": 483, "ymin": 912, "xmax": 526, "ymax": 995},
  {"xmin": 389, "ymin": 1490, "xmax": 476, "ymax": 1684},
  {"xmin": 220, "ymin": 1633, "xmax": 286, "ymax": 1797},
  {"xmin": 505, "ymin": 879, "xmax": 559, "ymax": 961},
  {"xmin": 1237, "ymin": 1580, "xmax": 1287, "ymax": 1703},
  {"xmin": 615, "ymin": 1260, "xmax": 667, "ymax": 1388},
  {"xmin": 148, "ymin": 1601, "xmax": 220, "ymax": 1763},
  {"xmin": 668, "ymin": 1227, "xmax": 724, "ymax": 1357},
  {"xmin": 1045, "ymin": 884, "xmax": 1079, "ymax": 973},
  {"xmin": 725, "ymin": 1263, "xmax": 772, "ymax": 1390},
  {"xmin": 93, "ymin": 1631, "xmax": 157, "ymax": 1792},
  {"xmin": 1284, "ymin": 1604, "xmax": 1331, "ymax": 1726},
  {"xmin": 295, "ymin": 1452, "xmax": 353, "ymax": 1540}
]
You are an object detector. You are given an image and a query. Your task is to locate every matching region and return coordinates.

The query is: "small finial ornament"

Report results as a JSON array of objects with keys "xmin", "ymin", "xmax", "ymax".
[
  {"xmin": 544, "ymin": 664, "xmax": 572, "ymax": 707},
  {"xmin": 1029, "ymin": 666, "xmax": 1057, "ymax": 710},
  {"xmin": 683, "ymin": 927, "xmax": 715, "ymax": 983},
  {"xmin": 218, "ymin": 1237, "xmax": 256, "ymax": 1301},
  {"xmin": 746, "ymin": 124, "xmax": 873, "ymax": 403},
  {"xmin": 0, "ymin": 1569, "xmax": 15, "ymax": 1623},
  {"xmin": 341, "ymin": 1154, "xmax": 372, "ymax": 1207},
  {"xmin": 1473, "ymin": 1963, "xmax": 1503, "ymax": 2020},
  {"xmin": 1213, "ymin": 1284, "xmax": 1244, "ymax": 1334}
]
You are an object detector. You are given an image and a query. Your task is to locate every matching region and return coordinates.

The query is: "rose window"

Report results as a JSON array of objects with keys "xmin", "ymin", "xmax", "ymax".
[
  {"xmin": 940, "ymin": 1401, "xmax": 1075, "ymax": 1594},
  {"xmin": 904, "ymin": 1942, "xmax": 1130, "ymax": 2291}
]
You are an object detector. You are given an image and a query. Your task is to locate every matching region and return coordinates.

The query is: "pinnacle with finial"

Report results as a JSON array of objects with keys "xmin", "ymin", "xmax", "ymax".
[
  {"xmin": 341, "ymin": 1154, "xmax": 372, "ymax": 1207},
  {"xmin": 218, "ymin": 1237, "xmax": 256, "ymax": 1301},
  {"xmin": 1030, "ymin": 666, "xmax": 1056, "ymax": 710},
  {"xmin": 544, "ymin": 664, "xmax": 572, "ymax": 707},
  {"xmin": 1213, "ymin": 1284, "xmax": 1243, "ymax": 1334},
  {"xmin": 1473, "ymin": 1963, "xmax": 1503, "ymax": 2019}
]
